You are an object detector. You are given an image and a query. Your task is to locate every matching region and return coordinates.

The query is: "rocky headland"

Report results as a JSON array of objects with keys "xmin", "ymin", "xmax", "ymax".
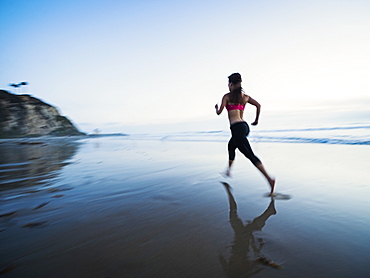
[{"xmin": 0, "ymin": 90, "xmax": 85, "ymax": 138}]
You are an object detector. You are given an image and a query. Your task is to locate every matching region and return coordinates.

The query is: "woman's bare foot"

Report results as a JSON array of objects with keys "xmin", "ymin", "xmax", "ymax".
[
  {"xmin": 221, "ymin": 168, "xmax": 231, "ymax": 178},
  {"xmin": 226, "ymin": 169, "xmax": 231, "ymax": 177}
]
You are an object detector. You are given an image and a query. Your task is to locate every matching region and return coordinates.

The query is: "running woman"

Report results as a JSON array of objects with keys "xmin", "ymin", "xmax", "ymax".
[{"xmin": 215, "ymin": 73, "xmax": 275, "ymax": 196}]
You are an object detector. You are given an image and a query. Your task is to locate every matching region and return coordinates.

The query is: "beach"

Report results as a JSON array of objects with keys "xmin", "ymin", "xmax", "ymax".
[{"xmin": 1, "ymin": 136, "xmax": 370, "ymax": 277}]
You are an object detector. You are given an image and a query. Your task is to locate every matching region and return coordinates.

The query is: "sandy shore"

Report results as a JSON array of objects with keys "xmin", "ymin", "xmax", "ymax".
[{"xmin": 1, "ymin": 137, "xmax": 369, "ymax": 277}]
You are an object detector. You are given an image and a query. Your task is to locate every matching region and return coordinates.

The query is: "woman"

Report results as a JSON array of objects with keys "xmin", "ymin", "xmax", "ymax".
[{"xmin": 215, "ymin": 73, "xmax": 275, "ymax": 196}]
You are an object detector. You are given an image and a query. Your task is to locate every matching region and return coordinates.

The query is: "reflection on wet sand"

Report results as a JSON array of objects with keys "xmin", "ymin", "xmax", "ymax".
[
  {"xmin": 0, "ymin": 139, "xmax": 81, "ymax": 191},
  {"xmin": 220, "ymin": 182, "xmax": 280, "ymax": 277}
]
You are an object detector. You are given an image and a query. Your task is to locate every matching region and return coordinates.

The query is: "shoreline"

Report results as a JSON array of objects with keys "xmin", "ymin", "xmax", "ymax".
[{"xmin": 1, "ymin": 138, "xmax": 370, "ymax": 277}]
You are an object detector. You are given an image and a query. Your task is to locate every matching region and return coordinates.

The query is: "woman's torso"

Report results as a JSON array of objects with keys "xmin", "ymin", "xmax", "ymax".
[{"xmin": 227, "ymin": 94, "xmax": 249, "ymax": 125}]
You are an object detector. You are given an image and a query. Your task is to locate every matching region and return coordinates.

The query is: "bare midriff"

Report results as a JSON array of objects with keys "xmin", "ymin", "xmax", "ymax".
[{"xmin": 228, "ymin": 110, "xmax": 244, "ymax": 125}]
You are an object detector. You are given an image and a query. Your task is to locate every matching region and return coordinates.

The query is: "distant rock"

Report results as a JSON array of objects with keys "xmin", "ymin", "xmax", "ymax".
[{"xmin": 0, "ymin": 90, "xmax": 85, "ymax": 138}]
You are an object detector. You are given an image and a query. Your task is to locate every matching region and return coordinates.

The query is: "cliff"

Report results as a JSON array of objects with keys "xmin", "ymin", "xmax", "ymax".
[{"xmin": 0, "ymin": 90, "xmax": 85, "ymax": 138}]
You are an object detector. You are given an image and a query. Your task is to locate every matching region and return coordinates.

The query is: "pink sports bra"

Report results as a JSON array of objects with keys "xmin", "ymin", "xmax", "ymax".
[{"xmin": 226, "ymin": 104, "xmax": 245, "ymax": 111}]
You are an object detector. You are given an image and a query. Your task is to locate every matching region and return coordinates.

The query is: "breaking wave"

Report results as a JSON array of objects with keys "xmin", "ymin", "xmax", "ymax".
[{"xmin": 154, "ymin": 125, "xmax": 370, "ymax": 145}]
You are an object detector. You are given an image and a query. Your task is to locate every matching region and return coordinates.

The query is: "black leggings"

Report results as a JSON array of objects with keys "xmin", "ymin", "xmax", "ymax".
[{"xmin": 228, "ymin": 122, "xmax": 261, "ymax": 166}]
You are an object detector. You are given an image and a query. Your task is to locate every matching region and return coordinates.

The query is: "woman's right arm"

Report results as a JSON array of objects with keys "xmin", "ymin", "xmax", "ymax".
[
  {"xmin": 215, "ymin": 95, "xmax": 228, "ymax": 115},
  {"xmin": 247, "ymin": 96, "xmax": 261, "ymax": 125}
]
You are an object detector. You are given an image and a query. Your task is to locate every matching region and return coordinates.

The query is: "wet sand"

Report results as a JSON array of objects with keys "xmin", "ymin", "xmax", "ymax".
[{"xmin": 1, "ymin": 137, "xmax": 370, "ymax": 277}]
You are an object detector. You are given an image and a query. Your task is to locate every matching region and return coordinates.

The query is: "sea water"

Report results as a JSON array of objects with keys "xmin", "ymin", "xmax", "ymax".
[
  {"xmin": 126, "ymin": 123, "xmax": 370, "ymax": 145},
  {"xmin": 0, "ymin": 123, "xmax": 370, "ymax": 277}
]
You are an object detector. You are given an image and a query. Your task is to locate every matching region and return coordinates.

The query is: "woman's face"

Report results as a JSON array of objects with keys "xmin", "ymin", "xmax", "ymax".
[{"xmin": 228, "ymin": 82, "xmax": 233, "ymax": 92}]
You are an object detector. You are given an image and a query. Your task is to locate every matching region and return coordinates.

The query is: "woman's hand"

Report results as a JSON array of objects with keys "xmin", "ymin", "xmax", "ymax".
[{"xmin": 215, "ymin": 95, "xmax": 227, "ymax": 115}]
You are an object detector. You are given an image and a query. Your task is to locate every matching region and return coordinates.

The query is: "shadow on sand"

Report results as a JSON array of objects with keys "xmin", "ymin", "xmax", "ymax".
[{"xmin": 220, "ymin": 182, "xmax": 282, "ymax": 277}]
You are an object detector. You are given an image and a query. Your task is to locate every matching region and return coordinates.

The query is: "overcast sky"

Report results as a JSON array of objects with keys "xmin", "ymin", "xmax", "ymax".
[{"xmin": 1, "ymin": 0, "xmax": 370, "ymax": 133}]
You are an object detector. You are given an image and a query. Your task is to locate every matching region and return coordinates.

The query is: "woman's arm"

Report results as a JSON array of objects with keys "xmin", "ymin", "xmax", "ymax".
[
  {"xmin": 215, "ymin": 94, "xmax": 228, "ymax": 115},
  {"xmin": 247, "ymin": 96, "xmax": 261, "ymax": 125}
]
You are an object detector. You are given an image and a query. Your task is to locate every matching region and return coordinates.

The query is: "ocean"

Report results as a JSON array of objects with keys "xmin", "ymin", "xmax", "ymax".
[
  {"xmin": 1, "ymin": 122, "xmax": 369, "ymax": 277},
  {"xmin": 115, "ymin": 123, "xmax": 370, "ymax": 145}
]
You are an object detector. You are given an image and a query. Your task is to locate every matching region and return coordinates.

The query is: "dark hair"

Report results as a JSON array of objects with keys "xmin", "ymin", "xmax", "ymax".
[{"xmin": 228, "ymin": 73, "xmax": 243, "ymax": 104}]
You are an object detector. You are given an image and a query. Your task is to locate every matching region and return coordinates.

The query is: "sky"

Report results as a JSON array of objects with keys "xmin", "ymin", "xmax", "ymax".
[{"xmin": 1, "ymin": 0, "xmax": 370, "ymax": 134}]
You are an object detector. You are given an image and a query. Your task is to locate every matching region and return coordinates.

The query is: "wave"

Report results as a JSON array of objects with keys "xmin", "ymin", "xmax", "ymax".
[
  {"xmin": 155, "ymin": 125, "xmax": 370, "ymax": 145},
  {"xmin": 256, "ymin": 125, "xmax": 370, "ymax": 133},
  {"xmin": 252, "ymin": 135, "xmax": 370, "ymax": 145}
]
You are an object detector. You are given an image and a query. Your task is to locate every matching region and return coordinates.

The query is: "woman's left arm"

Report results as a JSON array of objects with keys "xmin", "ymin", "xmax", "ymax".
[
  {"xmin": 215, "ymin": 95, "xmax": 228, "ymax": 115},
  {"xmin": 248, "ymin": 96, "xmax": 261, "ymax": 125}
]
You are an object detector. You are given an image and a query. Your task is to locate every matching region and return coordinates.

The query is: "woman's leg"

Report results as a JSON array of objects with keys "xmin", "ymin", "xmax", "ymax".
[
  {"xmin": 238, "ymin": 138, "xmax": 275, "ymax": 195},
  {"xmin": 255, "ymin": 162, "xmax": 276, "ymax": 196},
  {"xmin": 232, "ymin": 123, "xmax": 276, "ymax": 195},
  {"xmin": 226, "ymin": 138, "xmax": 237, "ymax": 176}
]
